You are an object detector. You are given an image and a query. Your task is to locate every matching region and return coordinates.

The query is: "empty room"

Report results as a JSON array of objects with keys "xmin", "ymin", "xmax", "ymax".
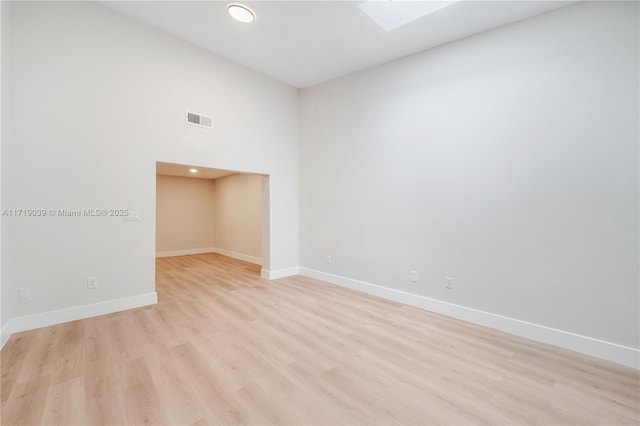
[{"xmin": 0, "ymin": 1, "xmax": 638, "ymax": 425}]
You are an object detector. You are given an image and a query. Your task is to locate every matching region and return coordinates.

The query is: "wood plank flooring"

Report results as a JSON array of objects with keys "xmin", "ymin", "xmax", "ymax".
[{"xmin": 1, "ymin": 253, "xmax": 638, "ymax": 425}]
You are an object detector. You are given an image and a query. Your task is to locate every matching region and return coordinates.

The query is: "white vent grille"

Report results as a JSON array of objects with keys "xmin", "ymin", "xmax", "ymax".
[{"xmin": 186, "ymin": 111, "xmax": 213, "ymax": 129}]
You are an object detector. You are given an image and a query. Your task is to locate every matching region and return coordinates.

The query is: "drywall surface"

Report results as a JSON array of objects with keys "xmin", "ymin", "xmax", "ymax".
[
  {"xmin": 213, "ymin": 173, "xmax": 262, "ymax": 259},
  {"xmin": 300, "ymin": 1, "xmax": 639, "ymax": 349},
  {"xmin": 4, "ymin": 1, "xmax": 298, "ymax": 320},
  {"xmin": 156, "ymin": 175, "xmax": 216, "ymax": 254},
  {"xmin": 0, "ymin": 0, "xmax": 8, "ymax": 331}
]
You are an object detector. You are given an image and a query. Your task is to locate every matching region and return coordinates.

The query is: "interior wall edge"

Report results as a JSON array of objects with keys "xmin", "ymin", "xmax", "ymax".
[{"xmin": 298, "ymin": 267, "xmax": 640, "ymax": 370}]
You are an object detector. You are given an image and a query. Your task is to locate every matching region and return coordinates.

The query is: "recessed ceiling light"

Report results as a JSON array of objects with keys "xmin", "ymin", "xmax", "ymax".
[
  {"xmin": 227, "ymin": 3, "xmax": 255, "ymax": 23},
  {"xmin": 189, "ymin": 168, "xmax": 198, "ymax": 174}
]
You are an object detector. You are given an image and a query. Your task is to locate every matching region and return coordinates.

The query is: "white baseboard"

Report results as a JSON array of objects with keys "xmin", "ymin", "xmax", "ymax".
[
  {"xmin": 156, "ymin": 247, "xmax": 217, "ymax": 258},
  {"xmin": 261, "ymin": 267, "xmax": 299, "ymax": 280},
  {"xmin": 1, "ymin": 320, "xmax": 11, "ymax": 349},
  {"xmin": 298, "ymin": 267, "xmax": 639, "ymax": 370},
  {"xmin": 156, "ymin": 247, "xmax": 262, "ymax": 266},
  {"xmin": 210, "ymin": 248, "xmax": 262, "ymax": 265},
  {"xmin": 0, "ymin": 292, "xmax": 157, "ymax": 349}
]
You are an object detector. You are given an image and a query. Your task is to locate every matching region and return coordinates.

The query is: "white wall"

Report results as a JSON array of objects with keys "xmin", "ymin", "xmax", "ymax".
[
  {"xmin": 300, "ymin": 0, "xmax": 639, "ymax": 353},
  {"xmin": 0, "ymin": 0, "xmax": 8, "ymax": 336},
  {"xmin": 213, "ymin": 173, "xmax": 262, "ymax": 260},
  {"xmin": 2, "ymin": 1, "xmax": 298, "ymax": 324},
  {"xmin": 156, "ymin": 175, "xmax": 216, "ymax": 254}
]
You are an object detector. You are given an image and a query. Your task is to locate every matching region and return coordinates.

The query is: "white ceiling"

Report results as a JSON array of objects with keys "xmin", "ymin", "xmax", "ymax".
[
  {"xmin": 101, "ymin": 1, "xmax": 577, "ymax": 88},
  {"xmin": 156, "ymin": 162, "xmax": 236, "ymax": 180}
]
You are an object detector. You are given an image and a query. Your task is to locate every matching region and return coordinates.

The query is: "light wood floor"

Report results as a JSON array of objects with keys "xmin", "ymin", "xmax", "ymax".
[{"xmin": 1, "ymin": 254, "xmax": 638, "ymax": 425}]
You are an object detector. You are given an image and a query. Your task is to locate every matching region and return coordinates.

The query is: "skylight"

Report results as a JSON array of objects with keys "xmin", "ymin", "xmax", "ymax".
[{"xmin": 359, "ymin": 0, "xmax": 456, "ymax": 31}]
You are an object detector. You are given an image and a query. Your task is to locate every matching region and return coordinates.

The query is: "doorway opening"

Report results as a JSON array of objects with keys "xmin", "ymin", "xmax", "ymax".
[{"xmin": 154, "ymin": 161, "xmax": 269, "ymax": 284}]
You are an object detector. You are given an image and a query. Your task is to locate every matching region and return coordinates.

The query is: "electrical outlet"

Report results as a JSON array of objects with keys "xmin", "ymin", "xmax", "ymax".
[
  {"xmin": 87, "ymin": 277, "xmax": 98, "ymax": 289},
  {"xmin": 445, "ymin": 277, "xmax": 453, "ymax": 289},
  {"xmin": 325, "ymin": 256, "xmax": 332, "ymax": 264},
  {"xmin": 410, "ymin": 271, "xmax": 418, "ymax": 283}
]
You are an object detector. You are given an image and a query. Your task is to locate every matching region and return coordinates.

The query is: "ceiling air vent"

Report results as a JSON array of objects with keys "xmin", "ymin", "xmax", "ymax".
[{"xmin": 186, "ymin": 111, "xmax": 213, "ymax": 129}]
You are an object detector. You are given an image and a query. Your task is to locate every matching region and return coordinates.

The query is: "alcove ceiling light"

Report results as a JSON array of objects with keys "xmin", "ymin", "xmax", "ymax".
[
  {"xmin": 189, "ymin": 168, "xmax": 198, "ymax": 174},
  {"xmin": 227, "ymin": 3, "xmax": 256, "ymax": 23}
]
